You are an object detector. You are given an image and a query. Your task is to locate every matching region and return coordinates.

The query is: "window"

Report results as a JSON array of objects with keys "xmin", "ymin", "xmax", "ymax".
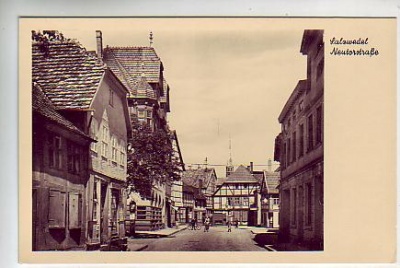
[
  {"xmin": 146, "ymin": 110, "xmax": 152, "ymax": 118},
  {"xmin": 292, "ymin": 131, "xmax": 296, "ymax": 162},
  {"xmin": 67, "ymin": 142, "xmax": 81, "ymax": 174},
  {"xmin": 101, "ymin": 125, "xmax": 109, "ymax": 158},
  {"xmin": 307, "ymin": 114, "xmax": 314, "ymax": 152},
  {"xmin": 109, "ymin": 89, "xmax": 114, "ymax": 106},
  {"xmin": 243, "ymin": 197, "xmax": 249, "ymax": 206},
  {"xmin": 299, "ymin": 124, "xmax": 304, "ymax": 157},
  {"xmin": 48, "ymin": 189, "xmax": 66, "ymax": 228},
  {"xmin": 111, "ymin": 136, "xmax": 118, "ymax": 162},
  {"xmin": 316, "ymin": 106, "xmax": 323, "ymax": 145},
  {"xmin": 138, "ymin": 109, "xmax": 145, "ymax": 118},
  {"xmin": 48, "ymin": 135, "xmax": 62, "ymax": 169},
  {"xmin": 120, "ymin": 140, "xmax": 126, "ymax": 166},
  {"xmin": 90, "ymin": 120, "xmax": 97, "ymax": 152},
  {"xmin": 292, "ymin": 109, "xmax": 296, "ymax": 121}
]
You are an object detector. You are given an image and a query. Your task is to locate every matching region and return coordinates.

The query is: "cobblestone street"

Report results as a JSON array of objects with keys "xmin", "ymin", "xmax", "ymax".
[{"xmin": 128, "ymin": 225, "xmax": 268, "ymax": 251}]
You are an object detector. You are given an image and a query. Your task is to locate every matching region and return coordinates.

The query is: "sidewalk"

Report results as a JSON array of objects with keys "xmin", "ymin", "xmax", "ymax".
[
  {"xmin": 134, "ymin": 224, "xmax": 188, "ymax": 238},
  {"xmin": 128, "ymin": 224, "xmax": 188, "ymax": 251}
]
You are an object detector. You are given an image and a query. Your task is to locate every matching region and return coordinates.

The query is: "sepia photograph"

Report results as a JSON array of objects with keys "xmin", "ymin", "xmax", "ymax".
[{"xmin": 19, "ymin": 17, "xmax": 396, "ymax": 264}]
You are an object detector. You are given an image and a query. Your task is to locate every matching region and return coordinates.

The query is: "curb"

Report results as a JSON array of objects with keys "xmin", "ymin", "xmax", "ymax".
[
  {"xmin": 168, "ymin": 226, "xmax": 188, "ymax": 236},
  {"xmin": 264, "ymin": 245, "xmax": 277, "ymax": 252},
  {"xmin": 136, "ymin": 244, "xmax": 148, "ymax": 251}
]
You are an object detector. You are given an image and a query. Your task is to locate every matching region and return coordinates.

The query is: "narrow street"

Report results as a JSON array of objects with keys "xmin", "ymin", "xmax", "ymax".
[{"xmin": 129, "ymin": 226, "xmax": 268, "ymax": 251}]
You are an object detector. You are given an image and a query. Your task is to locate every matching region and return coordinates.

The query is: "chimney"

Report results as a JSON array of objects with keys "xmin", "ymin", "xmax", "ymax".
[
  {"xmin": 250, "ymin": 162, "xmax": 254, "ymax": 173},
  {"xmin": 268, "ymin": 158, "xmax": 272, "ymax": 172},
  {"xmin": 96, "ymin": 30, "xmax": 103, "ymax": 59}
]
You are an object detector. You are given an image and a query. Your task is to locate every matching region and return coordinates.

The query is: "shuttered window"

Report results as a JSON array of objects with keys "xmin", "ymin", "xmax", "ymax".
[
  {"xmin": 48, "ymin": 189, "xmax": 66, "ymax": 228},
  {"xmin": 68, "ymin": 192, "xmax": 82, "ymax": 229}
]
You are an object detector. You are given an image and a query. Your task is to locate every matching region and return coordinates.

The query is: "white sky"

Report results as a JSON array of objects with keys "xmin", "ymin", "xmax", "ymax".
[{"xmin": 30, "ymin": 18, "xmax": 308, "ymax": 178}]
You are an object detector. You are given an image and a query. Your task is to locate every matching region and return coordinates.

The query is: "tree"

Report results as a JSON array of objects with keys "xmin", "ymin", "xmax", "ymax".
[{"xmin": 127, "ymin": 119, "xmax": 182, "ymax": 199}]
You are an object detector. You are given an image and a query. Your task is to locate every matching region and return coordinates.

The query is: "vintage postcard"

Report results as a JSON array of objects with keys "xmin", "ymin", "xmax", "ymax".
[{"xmin": 19, "ymin": 17, "xmax": 396, "ymax": 264}]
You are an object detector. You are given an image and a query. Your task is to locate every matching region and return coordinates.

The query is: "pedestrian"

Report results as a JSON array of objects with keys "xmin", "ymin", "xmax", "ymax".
[
  {"xmin": 204, "ymin": 216, "xmax": 210, "ymax": 232},
  {"xmin": 235, "ymin": 220, "xmax": 239, "ymax": 228},
  {"xmin": 191, "ymin": 218, "xmax": 196, "ymax": 230},
  {"xmin": 227, "ymin": 220, "xmax": 232, "ymax": 232}
]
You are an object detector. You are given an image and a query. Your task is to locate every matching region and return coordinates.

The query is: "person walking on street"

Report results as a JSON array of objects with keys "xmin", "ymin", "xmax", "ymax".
[
  {"xmin": 204, "ymin": 216, "xmax": 210, "ymax": 232},
  {"xmin": 227, "ymin": 220, "xmax": 232, "ymax": 232},
  {"xmin": 191, "ymin": 218, "xmax": 196, "ymax": 230}
]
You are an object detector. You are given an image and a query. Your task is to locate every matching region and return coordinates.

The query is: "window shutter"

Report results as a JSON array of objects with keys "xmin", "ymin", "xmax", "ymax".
[
  {"xmin": 78, "ymin": 194, "xmax": 83, "ymax": 226},
  {"xmin": 48, "ymin": 189, "xmax": 66, "ymax": 228},
  {"xmin": 68, "ymin": 192, "xmax": 80, "ymax": 229},
  {"xmin": 48, "ymin": 189, "xmax": 60, "ymax": 228},
  {"xmin": 59, "ymin": 192, "xmax": 66, "ymax": 228}
]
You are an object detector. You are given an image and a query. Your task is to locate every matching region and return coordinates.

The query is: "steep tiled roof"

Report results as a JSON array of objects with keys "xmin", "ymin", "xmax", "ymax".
[
  {"xmin": 225, "ymin": 165, "xmax": 259, "ymax": 184},
  {"xmin": 265, "ymin": 171, "xmax": 280, "ymax": 194},
  {"xmin": 32, "ymin": 37, "xmax": 106, "ymax": 110},
  {"xmin": 32, "ymin": 83, "xmax": 91, "ymax": 139},
  {"xmin": 182, "ymin": 168, "xmax": 216, "ymax": 188},
  {"xmin": 216, "ymin": 177, "xmax": 226, "ymax": 186},
  {"xmin": 252, "ymin": 171, "xmax": 265, "ymax": 184},
  {"xmin": 103, "ymin": 47, "xmax": 161, "ymax": 90}
]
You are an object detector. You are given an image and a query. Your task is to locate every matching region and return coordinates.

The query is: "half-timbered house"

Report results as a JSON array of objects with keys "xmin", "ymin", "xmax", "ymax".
[{"xmin": 212, "ymin": 165, "xmax": 264, "ymax": 226}]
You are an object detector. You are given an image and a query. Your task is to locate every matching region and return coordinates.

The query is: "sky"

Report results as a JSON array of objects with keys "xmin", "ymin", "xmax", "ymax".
[{"xmin": 29, "ymin": 18, "xmax": 308, "ymax": 178}]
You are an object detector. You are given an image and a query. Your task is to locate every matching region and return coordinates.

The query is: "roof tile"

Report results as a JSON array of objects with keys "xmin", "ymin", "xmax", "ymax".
[{"xmin": 32, "ymin": 38, "xmax": 105, "ymax": 110}]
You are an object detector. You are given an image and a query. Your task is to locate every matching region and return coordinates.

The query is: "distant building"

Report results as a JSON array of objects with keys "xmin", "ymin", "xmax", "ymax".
[
  {"xmin": 274, "ymin": 29, "xmax": 324, "ymax": 250},
  {"xmin": 182, "ymin": 184, "xmax": 195, "ymax": 223},
  {"xmin": 32, "ymin": 31, "xmax": 132, "ymax": 250},
  {"xmin": 170, "ymin": 131, "xmax": 185, "ymax": 225},
  {"xmin": 182, "ymin": 167, "xmax": 217, "ymax": 219},
  {"xmin": 260, "ymin": 170, "xmax": 280, "ymax": 228},
  {"xmin": 212, "ymin": 164, "xmax": 264, "ymax": 226}
]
